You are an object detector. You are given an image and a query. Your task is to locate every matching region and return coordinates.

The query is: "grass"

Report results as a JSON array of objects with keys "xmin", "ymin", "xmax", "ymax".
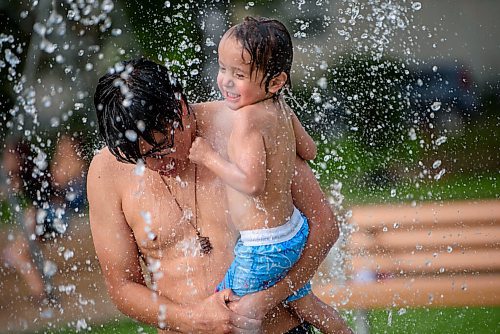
[
  {"xmin": 364, "ymin": 306, "xmax": 500, "ymax": 334},
  {"xmin": 38, "ymin": 317, "xmax": 156, "ymax": 334},
  {"xmin": 37, "ymin": 307, "xmax": 500, "ymax": 333}
]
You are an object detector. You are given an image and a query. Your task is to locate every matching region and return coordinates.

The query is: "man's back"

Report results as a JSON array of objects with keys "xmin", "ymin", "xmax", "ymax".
[{"xmin": 226, "ymin": 98, "xmax": 296, "ymax": 231}]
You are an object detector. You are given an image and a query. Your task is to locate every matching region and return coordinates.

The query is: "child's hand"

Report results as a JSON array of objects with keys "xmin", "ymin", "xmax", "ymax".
[{"xmin": 189, "ymin": 137, "xmax": 214, "ymax": 165}]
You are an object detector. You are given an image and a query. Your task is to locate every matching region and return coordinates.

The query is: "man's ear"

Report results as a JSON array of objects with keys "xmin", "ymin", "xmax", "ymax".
[{"xmin": 268, "ymin": 72, "xmax": 287, "ymax": 94}]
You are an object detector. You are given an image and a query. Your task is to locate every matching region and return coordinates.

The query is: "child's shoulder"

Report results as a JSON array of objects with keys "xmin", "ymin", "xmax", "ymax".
[
  {"xmin": 238, "ymin": 102, "xmax": 273, "ymax": 118},
  {"xmin": 235, "ymin": 104, "xmax": 265, "ymax": 125}
]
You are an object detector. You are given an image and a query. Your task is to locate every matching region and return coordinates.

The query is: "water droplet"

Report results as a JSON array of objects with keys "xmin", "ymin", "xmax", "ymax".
[
  {"xmin": 317, "ymin": 77, "xmax": 327, "ymax": 89},
  {"xmin": 125, "ymin": 129, "xmax": 137, "ymax": 142},
  {"xmin": 431, "ymin": 101, "xmax": 442, "ymax": 111},
  {"xmin": 434, "ymin": 169, "xmax": 446, "ymax": 180},
  {"xmin": 137, "ymin": 120, "xmax": 146, "ymax": 132},
  {"xmin": 76, "ymin": 319, "xmax": 88, "ymax": 331},
  {"xmin": 447, "ymin": 246, "xmax": 453, "ymax": 253},
  {"xmin": 412, "ymin": 2, "xmax": 422, "ymax": 11},
  {"xmin": 63, "ymin": 249, "xmax": 74, "ymax": 260},
  {"xmin": 390, "ymin": 189, "xmax": 397, "ymax": 197},
  {"xmin": 432, "ymin": 160, "xmax": 442, "ymax": 169},
  {"xmin": 43, "ymin": 260, "xmax": 58, "ymax": 277},
  {"xmin": 435, "ymin": 136, "xmax": 447, "ymax": 146},
  {"xmin": 101, "ymin": 0, "xmax": 114, "ymax": 13},
  {"xmin": 135, "ymin": 159, "xmax": 146, "ymax": 176},
  {"xmin": 141, "ymin": 211, "xmax": 152, "ymax": 225},
  {"xmin": 40, "ymin": 308, "xmax": 54, "ymax": 319}
]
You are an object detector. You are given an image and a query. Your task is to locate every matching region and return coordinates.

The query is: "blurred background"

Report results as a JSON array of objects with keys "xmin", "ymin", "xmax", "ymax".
[{"xmin": 0, "ymin": 0, "xmax": 498, "ymax": 333}]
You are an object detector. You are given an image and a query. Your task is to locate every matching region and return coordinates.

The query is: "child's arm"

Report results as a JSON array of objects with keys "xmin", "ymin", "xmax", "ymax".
[
  {"xmin": 290, "ymin": 111, "xmax": 317, "ymax": 161},
  {"xmin": 189, "ymin": 113, "xmax": 266, "ymax": 196}
]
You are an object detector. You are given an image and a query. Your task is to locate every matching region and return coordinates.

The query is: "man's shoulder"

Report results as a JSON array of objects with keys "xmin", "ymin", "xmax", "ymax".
[
  {"xmin": 88, "ymin": 147, "xmax": 123, "ymax": 180},
  {"xmin": 192, "ymin": 100, "xmax": 225, "ymax": 115},
  {"xmin": 89, "ymin": 147, "xmax": 114, "ymax": 168}
]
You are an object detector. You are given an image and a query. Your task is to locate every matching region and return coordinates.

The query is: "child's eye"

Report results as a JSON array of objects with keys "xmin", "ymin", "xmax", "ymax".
[
  {"xmin": 218, "ymin": 66, "xmax": 226, "ymax": 72},
  {"xmin": 235, "ymin": 73, "xmax": 245, "ymax": 79}
]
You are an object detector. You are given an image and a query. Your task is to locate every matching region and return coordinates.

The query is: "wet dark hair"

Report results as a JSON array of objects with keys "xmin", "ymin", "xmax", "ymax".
[
  {"xmin": 226, "ymin": 16, "xmax": 293, "ymax": 94},
  {"xmin": 94, "ymin": 58, "xmax": 188, "ymax": 164}
]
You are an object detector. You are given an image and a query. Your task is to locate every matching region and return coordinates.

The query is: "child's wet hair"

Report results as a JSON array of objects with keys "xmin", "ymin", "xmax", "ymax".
[
  {"xmin": 94, "ymin": 58, "xmax": 188, "ymax": 164},
  {"xmin": 226, "ymin": 16, "xmax": 293, "ymax": 94}
]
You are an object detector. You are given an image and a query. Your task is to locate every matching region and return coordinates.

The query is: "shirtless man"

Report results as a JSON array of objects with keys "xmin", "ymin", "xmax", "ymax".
[{"xmin": 88, "ymin": 58, "xmax": 342, "ymax": 333}]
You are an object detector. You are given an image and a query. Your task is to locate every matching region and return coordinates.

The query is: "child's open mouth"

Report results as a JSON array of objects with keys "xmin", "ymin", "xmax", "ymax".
[{"xmin": 225, "ymin": 91, "xmax": 239, "ymax": 100}]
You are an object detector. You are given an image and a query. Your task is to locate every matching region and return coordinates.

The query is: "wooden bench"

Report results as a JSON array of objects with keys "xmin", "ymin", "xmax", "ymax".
[{"xmin": 313, "ymin": 200, "xmax": 500, "ymax": 310}]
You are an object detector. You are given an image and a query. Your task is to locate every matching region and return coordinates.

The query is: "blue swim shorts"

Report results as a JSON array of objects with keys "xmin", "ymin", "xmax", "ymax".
[{"xmin": 216, "ymin": 207, "xmax": 311, "ymax": 302}]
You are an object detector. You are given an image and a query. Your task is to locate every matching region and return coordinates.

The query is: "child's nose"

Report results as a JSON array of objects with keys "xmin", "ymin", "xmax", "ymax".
[{"xmin": 222, "ymin": 75, "xmax": 234, "ymax": 87}]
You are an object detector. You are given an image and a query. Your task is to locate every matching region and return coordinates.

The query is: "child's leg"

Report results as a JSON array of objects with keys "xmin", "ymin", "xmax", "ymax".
[{"xmin": 288, "ymin": 293, "xmax": 353, "ymax": 334}]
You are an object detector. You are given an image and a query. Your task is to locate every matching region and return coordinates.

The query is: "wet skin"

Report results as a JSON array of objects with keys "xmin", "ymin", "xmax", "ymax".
[{"xmin": 88, "ymin": 100, "xmax": 339, "ymax": 333}]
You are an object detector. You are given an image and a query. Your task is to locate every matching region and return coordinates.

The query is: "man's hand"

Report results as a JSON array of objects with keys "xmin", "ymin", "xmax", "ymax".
[
  {"xmin": 189, "ymin": 137, "xmax": 214, "ymax": 165},
  {"xmin": 187, "ymin": 289, "xmax": 262, "ymax": 334},
  {"xmin": 228, "ymin": 290, "xmax": 270, "ymax": 321}
]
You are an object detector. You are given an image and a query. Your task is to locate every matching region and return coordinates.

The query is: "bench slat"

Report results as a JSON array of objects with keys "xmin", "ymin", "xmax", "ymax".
[
  {"xmin": 351, "ymin": 200, "xmax": 500, "ymax": 229},
  {"xmin": 348, "ymin": 226, "xmax": 499, "ymax": 252},
  {"xmin": 349, "ymin": 249, "xmax": 500, "ymax": 275},
  {"xmin": 313, "ymin": 274, "xmax": 500, "ymax": 309}
]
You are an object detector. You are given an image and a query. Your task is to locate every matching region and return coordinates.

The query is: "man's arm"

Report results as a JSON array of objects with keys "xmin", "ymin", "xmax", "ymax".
[
  {"xmin": 291, "ymin": 111, "xmax": 317, "ymax": 161},
  {"xmin": 88, "ymin": 151, "xmax": 259, "ymax": 333},
  {"xmin": 231, "ymin": 156, "xmax": 339, "ymax": 318}
]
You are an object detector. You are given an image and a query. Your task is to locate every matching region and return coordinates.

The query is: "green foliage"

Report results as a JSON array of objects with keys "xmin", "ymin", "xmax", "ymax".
[
  {"xmin": 310, "ymin": 131, "xmax": 422, "ymax": 203},
  {"xmin": 121, "ymin": 0, "xmax": 205, "ymax": 94},
  {"xmin": 325, "ymin": 54, "xmax": 413, "ymax": 152}
]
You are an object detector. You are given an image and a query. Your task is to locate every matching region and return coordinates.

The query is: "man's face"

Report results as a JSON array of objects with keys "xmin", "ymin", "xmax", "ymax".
[
  {"xmin": 138, "ymin": 128, "xmax": 191, "ymax": 176},
  {"xmin": 217, "ymin": 35, "xmax": 268, "ymax": 111}
]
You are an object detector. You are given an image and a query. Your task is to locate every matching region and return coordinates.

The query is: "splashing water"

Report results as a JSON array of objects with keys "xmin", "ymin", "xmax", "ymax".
[{"xmin": 2, "ymin": 0, "xmax": 487, "ymax": 332}]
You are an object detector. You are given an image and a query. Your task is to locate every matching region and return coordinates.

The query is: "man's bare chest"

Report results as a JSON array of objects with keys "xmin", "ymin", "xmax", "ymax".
[{"xmin": 119, "ymin": 172, "xmax": 232, "ymax": 259}]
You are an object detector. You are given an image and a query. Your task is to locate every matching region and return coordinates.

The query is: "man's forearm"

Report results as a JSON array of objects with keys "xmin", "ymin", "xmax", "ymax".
[
  {"xmin": 110, "ymin": 281, "xmax": 262, "ymax": 333},
  {"xmin": 110, "ymin": 281, "xmax": 189, "ymax": 331}
]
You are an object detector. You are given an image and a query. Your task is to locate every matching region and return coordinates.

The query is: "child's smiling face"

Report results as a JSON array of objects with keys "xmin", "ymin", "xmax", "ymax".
[{"xmin": 217, "ymin": 35, "xmax": 269, "ymax": 111}]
